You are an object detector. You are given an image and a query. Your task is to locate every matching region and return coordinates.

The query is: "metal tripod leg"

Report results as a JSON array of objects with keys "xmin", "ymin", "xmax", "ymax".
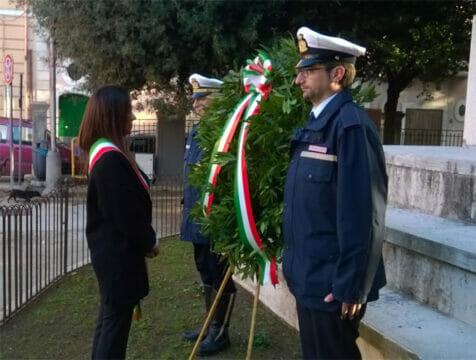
[
  {"xmin": 246, "ymin": 276, "xmax": 261, "ymax": 360},
  {"xmin": 188, "ymin": 267, "xmax": 233, "ymax": 360}
]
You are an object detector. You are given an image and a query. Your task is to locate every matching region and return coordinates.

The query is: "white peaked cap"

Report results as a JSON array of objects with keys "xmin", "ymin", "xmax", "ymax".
[
  {"xmin": 296, "ymin": 26, "xmax": 366, "ymax": 67},
  {"xmin": 188, "ymin": 73, "xmax": 223, "ymax": 98}
]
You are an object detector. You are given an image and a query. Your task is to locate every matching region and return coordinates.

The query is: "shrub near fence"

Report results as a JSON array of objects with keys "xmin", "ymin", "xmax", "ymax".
[{"xmin": 0, "ymin": 175, "xmax": 183, "ymax": 325}]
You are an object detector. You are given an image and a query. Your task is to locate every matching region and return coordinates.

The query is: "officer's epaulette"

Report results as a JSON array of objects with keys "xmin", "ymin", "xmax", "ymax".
[
  {"xmin": 293, "ymin": 127, "xmax": 305, "ymax": 139},
  {"xmin": 339, "ymin": 101, "xmax": 363, "ymax": 129}
]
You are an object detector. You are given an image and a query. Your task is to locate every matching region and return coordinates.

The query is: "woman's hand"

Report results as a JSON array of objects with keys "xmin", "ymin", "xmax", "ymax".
[{"xmin": 146, "ymin": 244, "xmax": 160, "ymax": 258}]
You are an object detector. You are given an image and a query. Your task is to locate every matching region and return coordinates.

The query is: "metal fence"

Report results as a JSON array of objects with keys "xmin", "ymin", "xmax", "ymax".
[
  {"xmin": 131, "ymin": 117, "xmax": 196, "ymax": 136},
  {"xmin": 150, "ymin": 176, "xmax": 183, "ymax": 240},
  {"xmin": 0, "ymin": 180, "xmax": 88, "ymax": 324},
  {"xmin": 0, "ymin": 175, "xmax": 183, "ymax": 325},
  {"xmin": 400, "ymin": 129, "xmax": 464, "ymax": 146}
]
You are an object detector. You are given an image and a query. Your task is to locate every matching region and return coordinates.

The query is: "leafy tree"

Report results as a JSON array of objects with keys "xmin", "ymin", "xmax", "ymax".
[
  {"xmin": 312, "ymin": 1, "xmax": 476, "ymax": 143},
  {"xmin": 20, "ymin": 0, "xmax": 291, "ymax": 117},
  {"xmin": 20, "ymin": 0, "xmax": 475, "ymax": 139}
]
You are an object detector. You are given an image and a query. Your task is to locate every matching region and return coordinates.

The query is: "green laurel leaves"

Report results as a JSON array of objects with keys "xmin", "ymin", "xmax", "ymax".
[{"xmin": 188, "ymin": 37, "xmax": 308, "ymax": 280}]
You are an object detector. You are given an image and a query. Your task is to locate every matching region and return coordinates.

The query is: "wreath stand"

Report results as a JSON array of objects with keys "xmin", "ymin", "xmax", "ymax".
[
  {"xmin": 189, "ymin": 52, "xmax": 273, "ymax": 360},
  {"xmin": 188, "ymin": 268, "xmax": 262, "ymax": 360}
]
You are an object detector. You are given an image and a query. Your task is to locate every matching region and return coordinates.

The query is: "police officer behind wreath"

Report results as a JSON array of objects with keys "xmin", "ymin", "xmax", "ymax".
[
  {"xmin": 180, "ymin": 74, "xmax": 237, "ymax": 356},
  {"xmin": 282, "ymin": 27, "xmax": 388, "ymax": 359}
]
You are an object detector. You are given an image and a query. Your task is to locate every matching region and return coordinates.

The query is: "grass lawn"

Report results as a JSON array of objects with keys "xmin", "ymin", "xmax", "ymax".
[{"xmin": 0, "ymin": 236, "xmax": 301, "ymax": 359}]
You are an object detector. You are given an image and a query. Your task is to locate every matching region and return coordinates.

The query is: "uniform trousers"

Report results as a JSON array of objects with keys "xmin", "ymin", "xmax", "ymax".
[
  {"xmin": 91, "ymin": 302, "xmax": 134, "ymax": 360},
  {"xmin": 193, "ymin": 243, "xmax": 236, "ymax": 294},
  {"xmin": 296, "ymin": 303, "xmax": 367, "ymax": 360}
]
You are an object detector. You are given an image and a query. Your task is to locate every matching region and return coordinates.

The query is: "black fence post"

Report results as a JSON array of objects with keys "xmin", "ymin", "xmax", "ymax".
[
  {"xmin": 64, "ymin": 184, "xmax": 69, "ymax": 274},
  {"xmin": 2, "ymin": 208, "xmax": 7, "ymax": 321}
]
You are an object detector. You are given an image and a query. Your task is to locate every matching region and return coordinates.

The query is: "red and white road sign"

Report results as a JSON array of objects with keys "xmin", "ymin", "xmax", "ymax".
[{"xmin": 4, "ymin": 55, "xmax": 14, "ymax": 85}]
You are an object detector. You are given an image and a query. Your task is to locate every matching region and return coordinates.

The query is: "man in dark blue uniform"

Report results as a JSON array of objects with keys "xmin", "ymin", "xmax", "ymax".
[
  {"xmin": 282, "ymin": 27, "xmax": 388, "ymax": 359},
  {"xmin": 180, "ymin": 74, "xmax": 236, "ymax": 356}
]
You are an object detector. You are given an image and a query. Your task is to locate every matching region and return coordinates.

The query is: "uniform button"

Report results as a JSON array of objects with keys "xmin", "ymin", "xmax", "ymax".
[
  {"xmin": 284, "ymin": 203, "xmax": 288, "ymax": 207},
  {"xmin": 307, "ymin": 174, "xmax": 313, "ymax": 179},
  {"xmin": 290, "ymin": 160, "xmax": 295, "ymax": 164}
]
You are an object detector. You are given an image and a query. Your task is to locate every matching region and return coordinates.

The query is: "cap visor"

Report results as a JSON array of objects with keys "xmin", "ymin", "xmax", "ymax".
[
  {"xmin": 296, "ymin": 58, "xmax": 324, "ymax": 68},
  {"xmin": 192, "ymin": 92, "xmax": 209, "ymax": 99}
]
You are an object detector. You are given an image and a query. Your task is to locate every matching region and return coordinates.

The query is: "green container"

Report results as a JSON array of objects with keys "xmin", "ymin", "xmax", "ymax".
[{"xmin": 58, "ymin": 93, "xmax": 89, "ymax": 137}]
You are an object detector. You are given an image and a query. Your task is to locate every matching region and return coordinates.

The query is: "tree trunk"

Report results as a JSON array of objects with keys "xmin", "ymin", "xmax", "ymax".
[
  {"xmin": 383, "ymin": 85, "xmax": 402, "ymax": 144},
  {"xmin": 157, "ymin": 114, "xmax": 185, "ymax": 177},
  {"xmin": 382, "ymin": 70, "xmax": 417, "ymax": 145}
]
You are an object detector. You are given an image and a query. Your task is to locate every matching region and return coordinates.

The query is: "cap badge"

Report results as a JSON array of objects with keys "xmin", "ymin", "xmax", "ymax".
[
  {"xmin": 298, "ymin": 34, "xmax": 308, "ymax": 54},
  {"xmin": 192, "ymin": 79, "xmax": 200, "ymax": 91}
]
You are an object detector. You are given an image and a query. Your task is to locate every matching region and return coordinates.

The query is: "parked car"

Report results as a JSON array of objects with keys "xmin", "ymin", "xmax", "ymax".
[{"xmin": 0, "ymin": 117, "xmax": 72, "ymax": 178}]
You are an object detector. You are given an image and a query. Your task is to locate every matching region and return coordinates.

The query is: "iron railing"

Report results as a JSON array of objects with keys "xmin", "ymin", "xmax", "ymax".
[
  {"xmin": 0, "ymin": 180, "xmax": 88, "ymax": 324},
  {"xmin": 400, "ymin": 129, "xmax": 464, "ymax": 146},
  {"xmin": 150, "ymin": 176, "xmax": 183, "ymax": 239},
  {"xmin": 0, "ymin": 175, "xmax": 183, "ymax": 325},
  {"xmin": 131, "ymin": 117, "xmax": 196, "ymax": 136}
]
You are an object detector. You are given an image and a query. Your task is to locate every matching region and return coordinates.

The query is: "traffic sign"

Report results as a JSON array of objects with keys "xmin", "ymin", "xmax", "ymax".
[{"xmin": 4, "ymin": 54, "xmax": 14, "ymax": 85}]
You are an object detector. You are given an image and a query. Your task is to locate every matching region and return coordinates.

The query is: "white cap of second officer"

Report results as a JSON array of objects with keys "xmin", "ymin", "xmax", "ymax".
[
  {"xmin": 188, "ymin": 74, "xmax": 223, "ymax": 98},
  {"xmin": 296, "ymin": 27, "xmax": 366, "ymax": 68}
]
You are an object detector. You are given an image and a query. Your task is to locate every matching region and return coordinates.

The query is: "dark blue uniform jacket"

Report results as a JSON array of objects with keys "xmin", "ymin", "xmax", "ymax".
[
  {"xmin": 180, "ymin": 123, "xmax": 210, "ymax": 245},
  {"xmin": 282, "ymin": 90, "xmax": 387, "ymax": 311}
]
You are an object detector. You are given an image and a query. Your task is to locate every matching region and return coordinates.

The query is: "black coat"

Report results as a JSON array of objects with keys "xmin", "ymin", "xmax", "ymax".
[
  {"xmin": 283, "ymin": 90, "xmax": 387, "ymax": 311},
  {"xmin": 86, "ymin": 151, "xmax": 156, "ymax": 305}
]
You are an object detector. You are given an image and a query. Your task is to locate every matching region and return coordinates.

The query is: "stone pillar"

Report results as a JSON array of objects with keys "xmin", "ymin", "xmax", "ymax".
[
  {"xmin": 31, "ymin": 102, "xmax": 49, "ymax": 181},
  {"xmin": 31, "ymin": 102, "xmax": 49, "ymax": 145},
  {"xmin": 45, "ymin": 148, "xmax": 62, "ymax": 190},
  {"xmin": 157, "ymin": 115, "xmax": 185, "ymax": 177},
  {"xmin": 463, "ymin": 15, "xmax": 476, "ymax": 147}
]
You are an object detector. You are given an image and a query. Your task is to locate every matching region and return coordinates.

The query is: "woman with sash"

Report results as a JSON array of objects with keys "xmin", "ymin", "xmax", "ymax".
[{"xmin": 78, "ymin": 85, "xmax": 159, "ymax": 359}]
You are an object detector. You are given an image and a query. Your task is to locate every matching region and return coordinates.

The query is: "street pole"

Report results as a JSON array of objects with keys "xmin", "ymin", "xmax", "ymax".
[
  {"xmin": 45, "ymin": 27, "xmax": 61, "ymax": 190},
  {"xmin": 18, "ymin": 73, "xmax": 23, "ymax": 184},
  {"xmin": 4, "ymin": 54, "xmax": 15, "ymax": 187},
  {"xmin": 50, "ymin": 38, "xmax": 56, "ymax": 152},
  {"xmin": 8, "ymin": 83, "xmax": 13, "ymax": 188}
]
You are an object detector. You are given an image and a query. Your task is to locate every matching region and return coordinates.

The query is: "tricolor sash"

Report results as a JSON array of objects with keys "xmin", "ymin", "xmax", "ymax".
[{"xmin": 89, "ymin": 138, "xmax": 149, "ymax": 194}]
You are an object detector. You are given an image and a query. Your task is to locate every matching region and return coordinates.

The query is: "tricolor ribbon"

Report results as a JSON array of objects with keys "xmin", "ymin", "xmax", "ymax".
[
  {"xmin": 201, "ymin": 94, "xmax": 253, "ymax": 217},
  {"xmin": 201, "ymin": 52, "xmax": 278, "ymax": 285},
  {"xmin": 89, "ymin": 138, "xmax": 149, "ymax": 194},
  {"xmin": 201, "ymin": 54, "xmax": 272, "ymax": 217}
]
